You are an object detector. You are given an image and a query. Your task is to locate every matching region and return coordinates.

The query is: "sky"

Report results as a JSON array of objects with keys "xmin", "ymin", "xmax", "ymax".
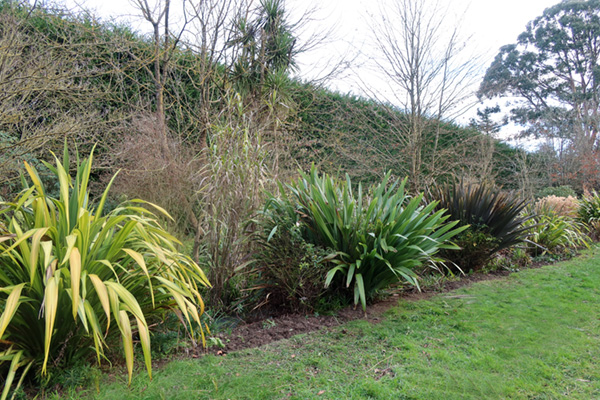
[
  {"xmin": 286, "ymin": 0, "xmax": 560, "ymax": 98},
  {"xmin": 62, "ymin": 0, "xmax": 561, "ymax": 143},
  {"xmin": 63, "ymin": 0, "xmax": 561, "ymax": 78},
  {"xmin": 64, "ymin": 0, "xmax": 560, "ymax": 77}
]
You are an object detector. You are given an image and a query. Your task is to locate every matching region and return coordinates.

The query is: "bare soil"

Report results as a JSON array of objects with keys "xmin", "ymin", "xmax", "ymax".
[{"xmin": 199, "ymin": 268, "xmax": 518, "ymax": 356}]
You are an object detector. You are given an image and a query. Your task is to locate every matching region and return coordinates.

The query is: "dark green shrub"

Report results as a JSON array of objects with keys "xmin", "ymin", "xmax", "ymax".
[
  {"xmin": 510, "ymin": 248, "xmax": 533, "ymax": 269},
  {"xmin": 251, "ymin": 195, "xmax": 336, "ymax": 313},
  {"xmin": 536, "ymin": 185, "xmax": 577, "ymax": 199},
  {"xmin": 484, "ymin": 248, "xmax": 531, "ymax": 272},
  {"xmin": 441, "ymin": 228, "xmax": 499, "ymax": 273},
  {"xmin": 429, "ymin": 181, "xmax": 533, "ymax": 272}
]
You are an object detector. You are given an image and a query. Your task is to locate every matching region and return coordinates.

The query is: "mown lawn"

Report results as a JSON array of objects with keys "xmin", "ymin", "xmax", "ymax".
[{"xmin": 69, "ymin": 249, "xmax": 600, "ymax": 399}]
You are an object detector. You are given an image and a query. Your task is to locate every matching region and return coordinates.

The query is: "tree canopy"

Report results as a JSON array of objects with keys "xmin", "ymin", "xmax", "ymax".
[{"xmin": 479, "ymin": 0, "xmax": 600, "ymax": 150}]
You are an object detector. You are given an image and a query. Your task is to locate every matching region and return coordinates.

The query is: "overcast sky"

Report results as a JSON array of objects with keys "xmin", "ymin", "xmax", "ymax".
[
  {"xmin": 66, "ymin": 0, "xmax": 559, "ymax": 71},
  {"xmin": 63, "ymin": 0, "xmax": 561, "ymax": 142},
  {"xmin": 65, "ymin": 0, "xmax": 559, "ymax": 80},
  {"xmin": 287, "ymin": 0, "xmax": 560, "ymax": 94}
]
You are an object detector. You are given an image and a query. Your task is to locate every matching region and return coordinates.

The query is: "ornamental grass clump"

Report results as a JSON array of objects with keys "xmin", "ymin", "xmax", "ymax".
[
  {"xmin": 577, "ymin": 190, "xmax": 600, "ymax": 238},
  {"xmin": 523, "ymin": 204, "xmax": 590, "ymax": 256},
  {"xmin": 429, "ymin": 181, "xmax": 533, "ymax": 272},
  {"xmin": 535, "ymin": 195, "xmax": 579, "ymax": 218},
  {"xmin": 284, "ymin": 167, "xmax": 466, "ymax": 311},
  {"xmin": 0, "ymin": 146, "xmax": 209, "ymax": 399}
]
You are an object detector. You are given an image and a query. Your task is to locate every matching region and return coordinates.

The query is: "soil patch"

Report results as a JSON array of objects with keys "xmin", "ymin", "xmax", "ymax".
[{"xmin": 198, "ymin": 267, "xmax": 524, "ymax": 356}]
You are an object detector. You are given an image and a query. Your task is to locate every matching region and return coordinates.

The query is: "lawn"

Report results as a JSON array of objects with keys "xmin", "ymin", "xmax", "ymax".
[{"xmin": 67, "ymin": 249, "xmax": 600, "ymax": 399}]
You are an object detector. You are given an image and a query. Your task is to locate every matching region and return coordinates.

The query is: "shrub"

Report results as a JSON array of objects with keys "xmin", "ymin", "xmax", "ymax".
[
  {"xmin": 535, "ymin": 185, "xmax": 577, "ymax": 199},
  {"xmin": 441, "ymin": 228, "xmax": 500, "ymax": 273},
  {"xmin": 250, "ymin": 194, "xmax": 335, "ymax": 313},
  {"xmin": 524, "ymin": 205, "xmax": 590, "ymax": 256},
  {"xmin": 0, "ymin": 146, "xmax": 209, "ymax": 398},
  {"xmin": 484, "ymin": 248, "xmax": 531, "ymax": 272},
  {"xmin": 429, "ymin": 181, "xmax": 533, "ymax": 272},
  {"xmin": 284, "ymin": 167, "xmax": 466, "ymax": 310},
  {"xmin": 578, "ymin": 190, "xmax": 600, "ymax": 238},
  {"xmin": 534, "ymin": 195, "xmax": 579, "ymax": 218}
]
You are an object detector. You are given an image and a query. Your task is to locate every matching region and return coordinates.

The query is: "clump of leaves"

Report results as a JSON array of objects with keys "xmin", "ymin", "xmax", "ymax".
[
  {"xmin": 578, "ymin": 190, "xmax": 600, "ymax": 238},
  {"xmin": 284, "ymin": 166, "xmax": 466, "ymax": 310},
  {"xmin": 484, "ymin": 248, "xmax": 531, "ymax": 273},
  {"xmin": 429, "ymin": 181, "xmax": 533, "ymax": 272},
  {"xmin": 0, "ymin": 146, "xmax": 210, "ymax": 399},
  {"xmin": 524, "ymin": 205, "xmax": 590, "ymax": 257},
  {"xmin": 440, "ymin": 228, "xmax": 499, "ymax": 273}
]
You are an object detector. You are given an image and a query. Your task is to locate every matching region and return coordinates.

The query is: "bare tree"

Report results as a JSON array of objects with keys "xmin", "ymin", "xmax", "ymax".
[
  {"xmin": 129, "ymin": 0, "xmax": 189, "ymax": 157},
  {"xmin": 365, "ymin": 0, "xmax": 481, "ymax": 190},
  {"xmin": 182, "ymin": 0, "xmax": 249, "ymax": 149}
]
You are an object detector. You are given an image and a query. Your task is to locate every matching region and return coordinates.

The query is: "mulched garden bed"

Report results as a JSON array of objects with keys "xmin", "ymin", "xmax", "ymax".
[{"xmin": 200, "ymin": 267, "xmax": 522, "ymax": 356}]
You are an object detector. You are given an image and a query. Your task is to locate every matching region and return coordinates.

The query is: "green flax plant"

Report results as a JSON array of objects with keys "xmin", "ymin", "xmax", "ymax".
[
  {"xmin": 286, "ymin": 167, "xmax": 466, "ymax": 311},
  {"xmin": 0, "ymin": 146, "xmax": 209, "ymax": 399}
]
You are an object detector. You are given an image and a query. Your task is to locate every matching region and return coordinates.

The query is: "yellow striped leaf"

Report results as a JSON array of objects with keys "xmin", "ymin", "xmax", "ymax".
[
  {"xmin": 60, "ymin": 235, "xmax": 77, "ymax": 266},
  {"xmin": 83, "ymin": 300, "xmax": 105, "ymax": 364},
  {"xmin": 88, "ymin": 274, "xmax": 111, "ymax": 335},
  {"xmin": 122, "ymin": 248, "xmax": 154, "ymax": 307},
  {"xmin": 23, "ymin": 162, "xmax": 44, "ymax": 195},
  {"xmin": 29, "ymin": 228, "xmax": 49, "ymax": 285},
  {"xmin": 0, "ymin": 283, "xmax": 26, "ymax": 339},
  {"xmin": 42, "ymin": 277, "xmax": 59, "ymax": 375},
  {"xmin": 104, "ymin": 282, "xmax": 145, "ymax": 324},
  {"xmin": 128, "ymin": 199, "xmax": 172, "ymax": 220},
  {"xmin": 0, "ymin": 228, "xmax": 35, "ymax": 256},
  {"xmin": 118, "ymin": 310, "xmax": 134, "ymax": 385},
  {"xmin": 70, "ymin": 248, "xmax": 82, "ymax": 319},
  {"xmin": 135, "ymin": 316, "xmax": 152, "ymax": 380}
]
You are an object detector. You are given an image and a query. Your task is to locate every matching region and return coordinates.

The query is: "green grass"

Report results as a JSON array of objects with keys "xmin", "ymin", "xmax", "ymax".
[{"xmin": 60, "ymin": 249, "xmax": 600, "ymax": 399}]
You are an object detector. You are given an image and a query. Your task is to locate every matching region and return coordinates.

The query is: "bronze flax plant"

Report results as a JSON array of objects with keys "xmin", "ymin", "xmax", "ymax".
[{"xmin": 429, "ymin": 181, "xmax": 534, "ymax": 253}]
